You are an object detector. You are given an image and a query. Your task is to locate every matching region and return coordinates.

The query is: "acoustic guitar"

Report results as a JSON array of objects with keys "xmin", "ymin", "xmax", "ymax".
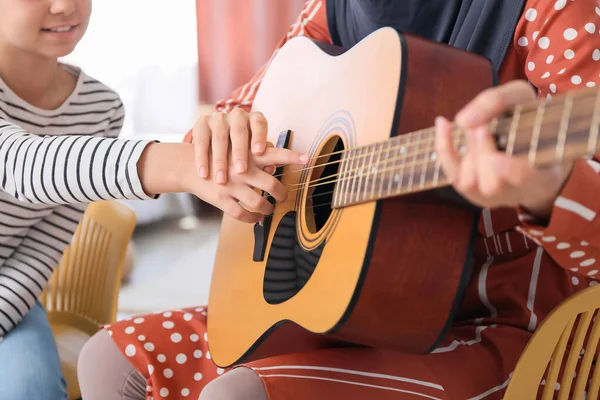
[{"xmin": 207, "ymin": 27, "xmax": 599, "ymax": 368}]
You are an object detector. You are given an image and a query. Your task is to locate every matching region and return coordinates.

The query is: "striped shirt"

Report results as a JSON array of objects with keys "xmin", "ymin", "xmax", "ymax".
[{"xmin": 0, "ymin": 64, "xmax": 155, "ymax": 335}]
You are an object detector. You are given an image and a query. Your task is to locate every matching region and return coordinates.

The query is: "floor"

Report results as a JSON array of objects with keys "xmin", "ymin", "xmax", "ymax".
[{"xmin": 116, "ymin": 214, "xmax": 222, "ymax": 319}]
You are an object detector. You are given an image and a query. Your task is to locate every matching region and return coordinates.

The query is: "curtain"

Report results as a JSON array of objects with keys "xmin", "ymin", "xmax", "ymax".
[{"xmin": 196, "ymin": 0, "xmax": 307, "ymax": 104}]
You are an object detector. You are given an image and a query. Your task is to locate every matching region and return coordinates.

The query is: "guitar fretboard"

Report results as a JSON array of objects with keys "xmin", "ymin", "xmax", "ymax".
[{"xmin": 332, "ymin": 86, "xmax": 600, "ymax": 208}]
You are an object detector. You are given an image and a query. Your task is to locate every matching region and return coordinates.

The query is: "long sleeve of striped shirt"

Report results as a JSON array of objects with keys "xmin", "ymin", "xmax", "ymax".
[
  {"xmin": 0, "ymin": 65, "xmax": 158, "ymax": 335},
  {"xmin": 0, "ymin": 118, "xmax": 156, "ymax": 205}
]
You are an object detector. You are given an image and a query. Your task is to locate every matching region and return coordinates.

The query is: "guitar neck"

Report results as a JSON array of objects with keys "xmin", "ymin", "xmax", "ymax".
[{"xmin": 332, "ymin": 86, "xmax": 600, "ymax": 209}]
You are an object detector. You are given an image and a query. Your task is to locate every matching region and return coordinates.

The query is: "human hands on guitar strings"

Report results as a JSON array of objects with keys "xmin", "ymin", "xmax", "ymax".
[
  {"xmin": 191, "ymin": 79, "xmax": 575, "ymax": 224},
  {"xmin": 435, "ymin": 80, "xmax": 572, "ymax": 222}
]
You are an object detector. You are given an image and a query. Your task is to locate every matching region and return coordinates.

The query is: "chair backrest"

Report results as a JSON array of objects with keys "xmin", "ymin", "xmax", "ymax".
[
  {"xmin": 504, "ymin": 284, "xmax": 600, "ymax": 399},
  {"xmin": 41, "ymin": 201, "xmax": 136, "ymax": 334}
]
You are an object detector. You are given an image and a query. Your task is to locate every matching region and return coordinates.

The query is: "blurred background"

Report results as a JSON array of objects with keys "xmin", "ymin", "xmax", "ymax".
[{"xmin": 62, "ymin": 0, "xmax": 307, "ymax": 317}]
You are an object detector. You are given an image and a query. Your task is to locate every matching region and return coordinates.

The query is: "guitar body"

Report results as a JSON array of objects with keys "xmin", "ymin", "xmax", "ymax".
[{"xmin": 208, "ymin": 28, "xmax": 496, "ymax": 368}]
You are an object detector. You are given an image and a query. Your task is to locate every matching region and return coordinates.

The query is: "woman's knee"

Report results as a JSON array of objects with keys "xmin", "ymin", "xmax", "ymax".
[
  {"xmin": 78, "ymin": 329, "xmax": 146, "ymax": 400},
  {"xmin": 200, "ymin": 367, "xmax": 267, "ymax": 400}
]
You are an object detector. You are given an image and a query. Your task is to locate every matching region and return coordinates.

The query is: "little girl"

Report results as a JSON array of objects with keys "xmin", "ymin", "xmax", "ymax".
[{"xmin": 0, "ymin": 0, "xmax": 305, "ymax": 398}]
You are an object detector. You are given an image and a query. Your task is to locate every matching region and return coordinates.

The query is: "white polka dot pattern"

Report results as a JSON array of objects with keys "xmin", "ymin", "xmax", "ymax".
[{"xmin": 515, "ymin": 1, "xmax": 600, "ymax": 95}]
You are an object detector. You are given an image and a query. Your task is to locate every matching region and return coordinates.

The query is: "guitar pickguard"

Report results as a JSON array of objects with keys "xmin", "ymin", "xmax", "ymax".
[{"xmin": 253, "ymin": 130, "xmax": 292, "ymax": 262}]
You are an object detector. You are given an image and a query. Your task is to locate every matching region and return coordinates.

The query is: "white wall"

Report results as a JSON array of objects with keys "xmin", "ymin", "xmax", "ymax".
[{"xmin": 63, "ymin": 0, "xmax": 199, "ymax": 141}]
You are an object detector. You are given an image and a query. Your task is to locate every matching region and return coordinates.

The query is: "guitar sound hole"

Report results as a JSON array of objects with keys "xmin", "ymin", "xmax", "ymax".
[
  {"xmin": 263, "ymin": 212, "xmax": 325, "ymax": 305},
  {"xmin": 307, "ymin": 137, "xmax": 345, "ymax": 233}
]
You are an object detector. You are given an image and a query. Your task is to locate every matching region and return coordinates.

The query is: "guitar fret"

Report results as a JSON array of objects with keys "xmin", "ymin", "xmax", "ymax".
[
  {"xmin": 347, "ymin": 148, "xmax": 360, "ymax": 205},
  {"xmin": 529, "ymin": 99, "xmax": 546, "ymax": 165},
  {"xmin": 362, "ymin": 145, "xmax": 370, "ymax": 201},
  {"xmin": 382, "ymin": 140, "xmax": 393, "ymax": 198},
  {"xmin": 507, "ymin": 104, "xmax": 521, "ymax": 156},
  {"xmin": 419, "ymin": 132, "xmax": 430, "ymax": 189},
  {"xmin": 356, "ymin": 147, "xmax": 368, "ymax": 204},
  {"xmin": 371, "ymin": 142, "xmax": 383, "ymax": 201},
  {"xmin": 395, "ymin": 137, "xmax": 407, "ymax": 195},
  {"xmin": 332, "ymin": 156, "xmax": 339, "ymax": 207},
  {"xmin": 363, "ymin": 145, "xmax": 377, "ymax": 200},
  {"xmin": 338, "ymin": 149, "xmax": 352, "ymax": 206},
  {"xmin": 389, "ymin": 139, "xmax": 400, "ymax": 194},
  {"xmin": 364, "ymin": 144, "xmax": 372, "ymax": 201},
  {"xmin": 407, "ymin": 132, "xmax": 419, "ymax": 191},
  {"xmin": 361, "ymin": 144, "xmax": 371, "ymax": 201},
  {"xmin": 335, "ymin": 152, "xmax": 348, "ymax": 207},
  {"xmin": 590, "ymin": 89, "xmax": 600, "ymax": 155},
  {"xmin": 358, "ymin": 146, "xmax": 367, "ymax": 202},
  {"xmin": 357, "ymin": 146, "xmax": 366, "ymax": 202},
  {"xmin": 432, "ymin": 146, "xmax": 441, "ymax": 187},
  {"xmin": 373, "ymin": 142, "xmax": 384, "ymax": 199},
  {"xmin": 556, "ymin": 92, "xmax": 573, "ymax": 162}
]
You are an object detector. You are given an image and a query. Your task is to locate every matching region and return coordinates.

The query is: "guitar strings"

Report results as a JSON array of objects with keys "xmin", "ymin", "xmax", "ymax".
[
  {"xmin": 268, "ymin": 91, "xmax": 598, "ymax": 182},
  {"xmin": 280, "ymin": 132, "xmax": 461, "ymax": 190},
  {"xmin": 264, "ymin": 161, "xmax": 454, "ymax": 217},
  {"xmin": 253, "ymin": 128, "xmax": 482, "ymax": 211},
  {"xmin": 243, "ymin": 88, "xmax": 599, "ymax": 218},
  {"xmin": 271, "ymin": 124, "xmax": 466, "ymax": 184},
  {"xmin": 257, "ymin": 118, "xmax": 591, "ymax": 217},
  {"xmin": 272, "ymin": 132, "xmax": 465, "ymax": 196},
  {"xmin": 267, "ymin": 152, "xmax": 448, "ymax": 201},
  {"xmin": 273, "ymin": 107, "xmax": 588, "ymax": 191},
  {"xmin": 266, "ymin": 188, "xmax": 440, "ymax": 218}
]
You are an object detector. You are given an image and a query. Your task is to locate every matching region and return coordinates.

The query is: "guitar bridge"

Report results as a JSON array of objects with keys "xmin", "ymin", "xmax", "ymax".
[{"xmin": 253, "ymin": 130, "xmax": 291, "ymax": 262}]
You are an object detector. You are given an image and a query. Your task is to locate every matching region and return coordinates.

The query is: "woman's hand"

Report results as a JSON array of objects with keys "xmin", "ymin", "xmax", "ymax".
[
  {"xmin": 192, "ymin": 108, "xmax": 273, "ymax": 184},
  {"xmin": 435, "ymin": 80, "xmax": 573, "ymax": 219}
]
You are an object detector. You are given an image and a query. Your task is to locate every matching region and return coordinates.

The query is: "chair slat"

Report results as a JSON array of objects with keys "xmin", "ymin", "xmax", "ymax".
[
  {"xmin": 573, "ymin": 312, "xmax": 600, "ymax": 399},
  {"xmin": 40, "ymin": 201, "xmax": 136, "ymax": 328},
  {"xmin": 543, "ymin": 317, "xmax": 576, "ymax": 399},
  {"xmin": 559, "ymin": 312, "xmax": 593, "ymax": 400}
]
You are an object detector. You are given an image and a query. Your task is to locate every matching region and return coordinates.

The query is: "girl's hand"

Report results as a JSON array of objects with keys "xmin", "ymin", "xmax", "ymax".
[
  {"xmin": 183, "ymin": 145, "xmax": 308, "ymax": 223},
  {"xmin": 435, "ymin": 80, "xmax": 572, "ymax": 219}
]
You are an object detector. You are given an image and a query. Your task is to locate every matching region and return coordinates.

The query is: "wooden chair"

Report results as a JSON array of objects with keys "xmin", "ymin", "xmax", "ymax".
[
  {"xmin": 505, "ymin": 283, "xmax": 600, "ymax": 399},
  {"xmin": 41, "ymin": 200, "xmax": 136, "ymax": 400},
  {"xmin": 40, "ymin": 198, "xmax": 600, "ymax": 399}
]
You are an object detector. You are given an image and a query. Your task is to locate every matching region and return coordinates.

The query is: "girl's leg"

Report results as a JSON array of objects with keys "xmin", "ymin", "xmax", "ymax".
[
  {"xmin": 78, "ymin": 329, "xmax": 146, "ymax": 400},
  {"xmin": 0, "ymin": 302, "xmax": 67, "ymax": 400}
]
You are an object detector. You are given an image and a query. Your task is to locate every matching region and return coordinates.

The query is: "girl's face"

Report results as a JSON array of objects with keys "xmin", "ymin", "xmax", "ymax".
[{"xmin": 0, "ymin": 0, "xmax": 91, "ymax": 58}]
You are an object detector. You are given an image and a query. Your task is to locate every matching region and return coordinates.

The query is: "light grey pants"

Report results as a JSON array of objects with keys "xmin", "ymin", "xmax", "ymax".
[{"xmin": 77, "ymin": 329, "xmax": 268, "ymax": 400}]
